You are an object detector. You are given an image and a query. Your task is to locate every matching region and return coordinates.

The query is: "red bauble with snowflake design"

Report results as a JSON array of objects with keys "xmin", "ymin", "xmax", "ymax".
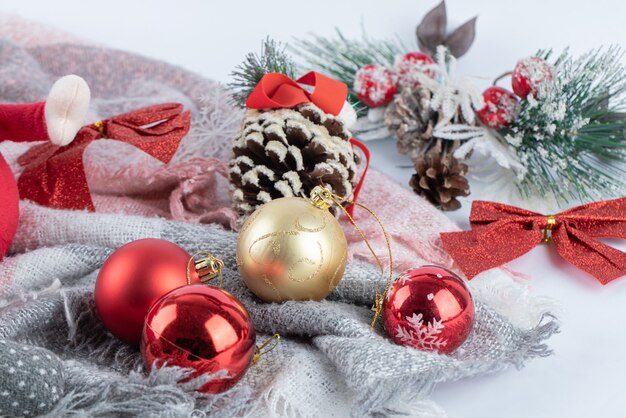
[
  {"xmin": 477, "ymin": 86, "xmax": 519, "ymax": 129},
  {"xmin": 354, "ymin": 63, "xmax": 398, "ymax": 108},
  {"xmin": 382, "ymin": 266, "xmax": 474, "ymax": 354},
  {"xmin": 512, "ymin": 56, "xmax": 554, "ymax": 99},
  {"xmin": 394, "ymin": 52, "xmax": 435, "ymax": 90}
]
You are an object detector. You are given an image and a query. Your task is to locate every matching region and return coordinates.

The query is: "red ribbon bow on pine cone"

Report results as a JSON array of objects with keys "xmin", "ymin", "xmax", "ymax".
[
  {"xmin": 246, "ymin": 71, "xmax": 348, "ymax": 116},
  {"xmin": 440, "ymin": 199, "xmax": 626, "ymax": 284},
  {"xmin": 18, "ymin": 103, "xmax": 190, "ymax": 211}
]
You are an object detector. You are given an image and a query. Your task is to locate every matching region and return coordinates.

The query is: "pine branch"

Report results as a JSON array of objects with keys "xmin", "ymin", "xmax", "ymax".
[
  {"xmin": 228, "ymin": 37, "xmax": 297, "ymax": 108},
  {"xmin": 503, "ymin": 46, "xmax": 626, "ymax": 204},
  {"xmin": 292, "ymin": 28, "xmax": 407, "ymax": 111}
]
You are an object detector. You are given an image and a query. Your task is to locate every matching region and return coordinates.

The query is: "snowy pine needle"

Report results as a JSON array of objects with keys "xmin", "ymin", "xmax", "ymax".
[
  {"xmin": 292, "ymin": 29, "xmax": 406, "ymax": 111},
  {"xmin": 502, "ymin": 47, "xmax": 626, "ymax": 204},
  {"xmin": 228, "ymin": 38, "xmax": 297, "ymax": 108}
]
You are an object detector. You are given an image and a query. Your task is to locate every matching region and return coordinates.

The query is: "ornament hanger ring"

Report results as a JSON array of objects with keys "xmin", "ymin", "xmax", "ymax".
[
  {"xmin": 186, "ymin": 251, "xmax": 225, "ymax": 287},
  {"xmin": 309, "ymin": 185, "xmax": 333, "ymax": 210},
  {"xmin": 252, "ymin": 333, "xmax": 281, "ymax": 365}
]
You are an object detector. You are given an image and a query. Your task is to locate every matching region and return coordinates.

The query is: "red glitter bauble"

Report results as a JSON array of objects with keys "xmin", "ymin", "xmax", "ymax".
[
  {"xmin": 512, "ymin": 56, "xmax": 554, "ymax": 99},
  {"xmin": 382, "ymin": 266, "xmax": 474, "ymax": 354},
  {"xmin": 477, "ymin": 86, "xmax": 519, "ymax": 129},
  {"xmin": 0, "ymin": 155, "xmax": 19, "ymax": 259},
  {"xmin": 141, "ymin": 284, "xmax": 256, "ymax": 394},
  {"xmin": 394, "ymin": 52, "xmax": 435, "ymax": 89},
  {"xmin": 354, "ymin": 64, "xmax": 398, "ymax": 108},
  {"xmin": 95, "ymin": 239, "xmax": 200, "ymax": 345}
]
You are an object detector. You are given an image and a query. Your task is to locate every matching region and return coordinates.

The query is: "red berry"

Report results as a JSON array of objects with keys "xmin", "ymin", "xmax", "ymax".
[
  {"xmin": 512, "ymin": 56, "xmax": 554, "ymax": 99},
  {"xmin": 354, "ymin": 64, "xmax": 397, "ymax": 108},
  {"xmin": 394, "ymin": 52, "xmax": 435, "ymax": 89},
  {"xmin": 477, "ymin": 87, "xmax": 519, "ymax": 129}
]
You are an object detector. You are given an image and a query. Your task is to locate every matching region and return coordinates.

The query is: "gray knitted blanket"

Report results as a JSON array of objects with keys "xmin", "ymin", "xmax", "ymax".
[
  {"xmin": 0, "ymin": 203, "xmax": 557, "ymax": 418},
  {"xmin": 0, "ymin": 21, "xmax": 558, "ymax": 418}
]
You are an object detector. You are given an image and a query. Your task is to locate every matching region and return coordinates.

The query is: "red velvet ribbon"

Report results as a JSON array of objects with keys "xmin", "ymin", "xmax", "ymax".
[
  {"xmin": 440, "ymin": 199, "xmax": 626, "ymax": 284},
  {"xmin": 246, "ymin": 71, "xmax": 348, "ymax": 116},
  {"xmin": 17, "ymin": 103, "xmax": 190, "ymax": 211}
]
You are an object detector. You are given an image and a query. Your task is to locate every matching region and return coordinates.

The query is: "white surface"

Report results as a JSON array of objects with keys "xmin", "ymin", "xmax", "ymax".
[{"xmin": 2, "ymin": 1, "xmax": 626, "ymax": 417}]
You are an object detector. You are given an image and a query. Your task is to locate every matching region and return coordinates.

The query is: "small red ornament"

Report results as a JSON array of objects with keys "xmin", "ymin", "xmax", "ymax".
[
  {"xmin": 95, "ymin": 239, "xmax": 200, "ymax": 345},
  {"xmin": 477, "ymin": 86, "xmax": 519, "ymax": 129},
  {"xmin": 383, "ymin": 266, "xmax": 474, "ymax": 354},
  {"xmin": 354, "ymin": 64, "xmax": 398, "ymax": 108},
  {"xmin": 512, "ymin": 56, "xmax": 554, "ymax": 99},
  {"xmin": 394, "ymin": 52, "xmax": 435, "ymax": 89},
  {"xmin": 141, "ymin": 284, "xmax": 256, "ymax": 394}
]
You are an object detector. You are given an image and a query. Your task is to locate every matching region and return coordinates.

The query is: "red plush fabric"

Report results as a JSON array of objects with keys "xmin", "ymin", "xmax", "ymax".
[
  {"xmin": 0, "ymin": 101, "xmax": 49, "ymax": 257},
  {"xmin": 0, "ymin": 154, "xmax": 19, "ymax": 259},
  {"xmin": 0, "ymin": 102, "xmax": 49, "ymax": 142}
]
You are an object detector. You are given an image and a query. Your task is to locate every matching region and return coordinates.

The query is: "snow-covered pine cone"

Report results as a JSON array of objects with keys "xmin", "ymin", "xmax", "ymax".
[
  {"xmin": 386, "ymin": 87, "xmax": 476, "ymax": 210},
  {"xmin": 384, "ymin": 87, "xmax": 436, "ymax": 155},
  {"xmin": 409, "ymin": 139, "xmax": 469, "ymax": 211},
  {"xmin": 229, "ymin": 102, "xmax": 360, "ymax": 219}
]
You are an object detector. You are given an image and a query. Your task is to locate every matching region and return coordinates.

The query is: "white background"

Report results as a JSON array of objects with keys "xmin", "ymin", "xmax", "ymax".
[{"xmin": 2, "ymin": 1, "xmax": 626, "ymax": 417}]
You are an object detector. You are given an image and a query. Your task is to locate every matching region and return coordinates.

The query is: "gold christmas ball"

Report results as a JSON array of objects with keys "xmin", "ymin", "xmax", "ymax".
[{"xmin": 236, "ymin": 195, "xmax": 348, "ymax": 302}]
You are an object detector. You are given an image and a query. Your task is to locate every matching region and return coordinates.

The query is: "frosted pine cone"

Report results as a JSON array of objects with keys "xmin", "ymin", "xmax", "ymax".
[
  {"xmin": 409, "ymin": 140, "xmax": 469, "ymax": 211},
  {"xmin": 229, "ymin": 103, "xmax": 360, "ymax": 219},
  {"xmin": 385, "ymin": 87, "xmax": 437, "ymax": 155}
]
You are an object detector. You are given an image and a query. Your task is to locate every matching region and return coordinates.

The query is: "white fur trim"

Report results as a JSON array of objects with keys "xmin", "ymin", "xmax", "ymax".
[{"xmin": 45, "ymin": 75, "xmax": 90, "ymax": 146}]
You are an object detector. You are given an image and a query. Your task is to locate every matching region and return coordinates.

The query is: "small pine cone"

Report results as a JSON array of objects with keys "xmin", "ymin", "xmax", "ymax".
[
  {"xmin": 229, "ymin": 103, "xmax": 360, "ymax": 219},
  {"xmin": 409, "ymin": 140, "xmax": 470, "ymax": 211},
  {"xmin": 384, "ymin": 87, "xmax": 436, "ymax": 155}
]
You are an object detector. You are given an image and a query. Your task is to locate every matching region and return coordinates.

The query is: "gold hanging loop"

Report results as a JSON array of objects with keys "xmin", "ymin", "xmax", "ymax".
[
  {"xmin": 252, "ymin": 333, "xmax": 281, "ymax": 365},
  {"xmin": 186, "ymin": 251, "xmax": 225, "ymax": 287},
  {"xmin": 310, "ymin": 185, "xmax": 393, "ymax": 328}
]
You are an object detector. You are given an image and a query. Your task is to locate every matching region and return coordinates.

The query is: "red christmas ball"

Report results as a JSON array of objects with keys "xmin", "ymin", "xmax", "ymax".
[
  {"xmin": 141, "ymin": 284, "xmax": 256, "ymax": 394},
  {"xmin": 394, "ymin": 52, "xmax": 435, "ymax": 89},
  {"xmin": 354, "ymin": 63, "xmax": 398, "ymax": 108},
  {"xmin": 95, "ymin": 238, "xmax": 200, "ymax": 345},
  {"xmin": 477, "ymin": 86, "xmax": 519, "ymax": 129},
  {"xmin": 383, "ymin": 266, "xmax": 474, "ymax": 354},
  {"xmin": 512, "ymin": 56, "xmax": 554, "ymax": 99},
  {"xmin": 0, "ymin": 155, "xmax": 19, "ymax": 260}
]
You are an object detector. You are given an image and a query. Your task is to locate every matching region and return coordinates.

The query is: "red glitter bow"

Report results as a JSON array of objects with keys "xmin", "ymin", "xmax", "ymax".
[
  {"xmin": 246, "ymin": 71, "xmax": 348, "ymax": 116},
  {"xmin": 18, "ymin": 103, "xmax": 190, "ymax": 211},
  {"xmin": 440, "ymin": 199, "xmax": 626, "ymax": 284}
]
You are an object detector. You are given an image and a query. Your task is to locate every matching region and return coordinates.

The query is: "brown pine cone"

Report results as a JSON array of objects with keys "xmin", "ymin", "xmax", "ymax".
[
  {"xmin": 409, "ymin": 140, "xmax": 470, "ymax": 211},
  {"xmin": 229, "ymin": 102, "xmax": 360, "ymax": 219},
  {"xmin": 385, "ymin": 87, "xmax": 436, "ymax": 155}
]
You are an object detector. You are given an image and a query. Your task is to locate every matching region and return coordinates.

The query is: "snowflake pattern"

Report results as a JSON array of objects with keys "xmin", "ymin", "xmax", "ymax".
[{"xmin": 395, "ymin": 313, "xmax": 447, "ymax": 351}]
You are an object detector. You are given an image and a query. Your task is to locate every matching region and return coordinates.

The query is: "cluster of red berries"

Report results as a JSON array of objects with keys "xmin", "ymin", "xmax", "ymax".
[
  {"xmin": 477, "ymin": 57, "xmax": 555, "ymax": 129},
  {"xmin": 354, "ymin": 52, "xmax": 434, "ymax": 108}
]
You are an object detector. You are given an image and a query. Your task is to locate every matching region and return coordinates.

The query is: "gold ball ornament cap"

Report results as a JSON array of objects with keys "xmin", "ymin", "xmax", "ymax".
[{"xmin": 236, "ymin": 196, "xmax": 348, "ymax": 302}]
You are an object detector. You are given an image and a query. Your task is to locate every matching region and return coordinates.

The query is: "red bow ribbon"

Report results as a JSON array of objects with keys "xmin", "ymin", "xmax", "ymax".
[
  {"xmin": 246, "ymin": 71, "xmax": 348, "ymax": 116},
  {"xmin": 18, "ymin": 103, "xmax": 190, "ymax": 211},
  {"xmin": 440, "ymin": 199, "xmax": 626, "ymax": 284}
]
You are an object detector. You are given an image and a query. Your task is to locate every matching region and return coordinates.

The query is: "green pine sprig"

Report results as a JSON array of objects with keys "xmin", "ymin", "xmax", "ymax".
[
  {"xmin": 503, "ymin": 46, "xmax": 626, "ymax": 204},
  {"xmin": 228, "ymin": 37, "xmax": 297, "ymax": 108},
  {"xmin": 292, "ymin": 29, "xmax": 407, "ymax": 113}
]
